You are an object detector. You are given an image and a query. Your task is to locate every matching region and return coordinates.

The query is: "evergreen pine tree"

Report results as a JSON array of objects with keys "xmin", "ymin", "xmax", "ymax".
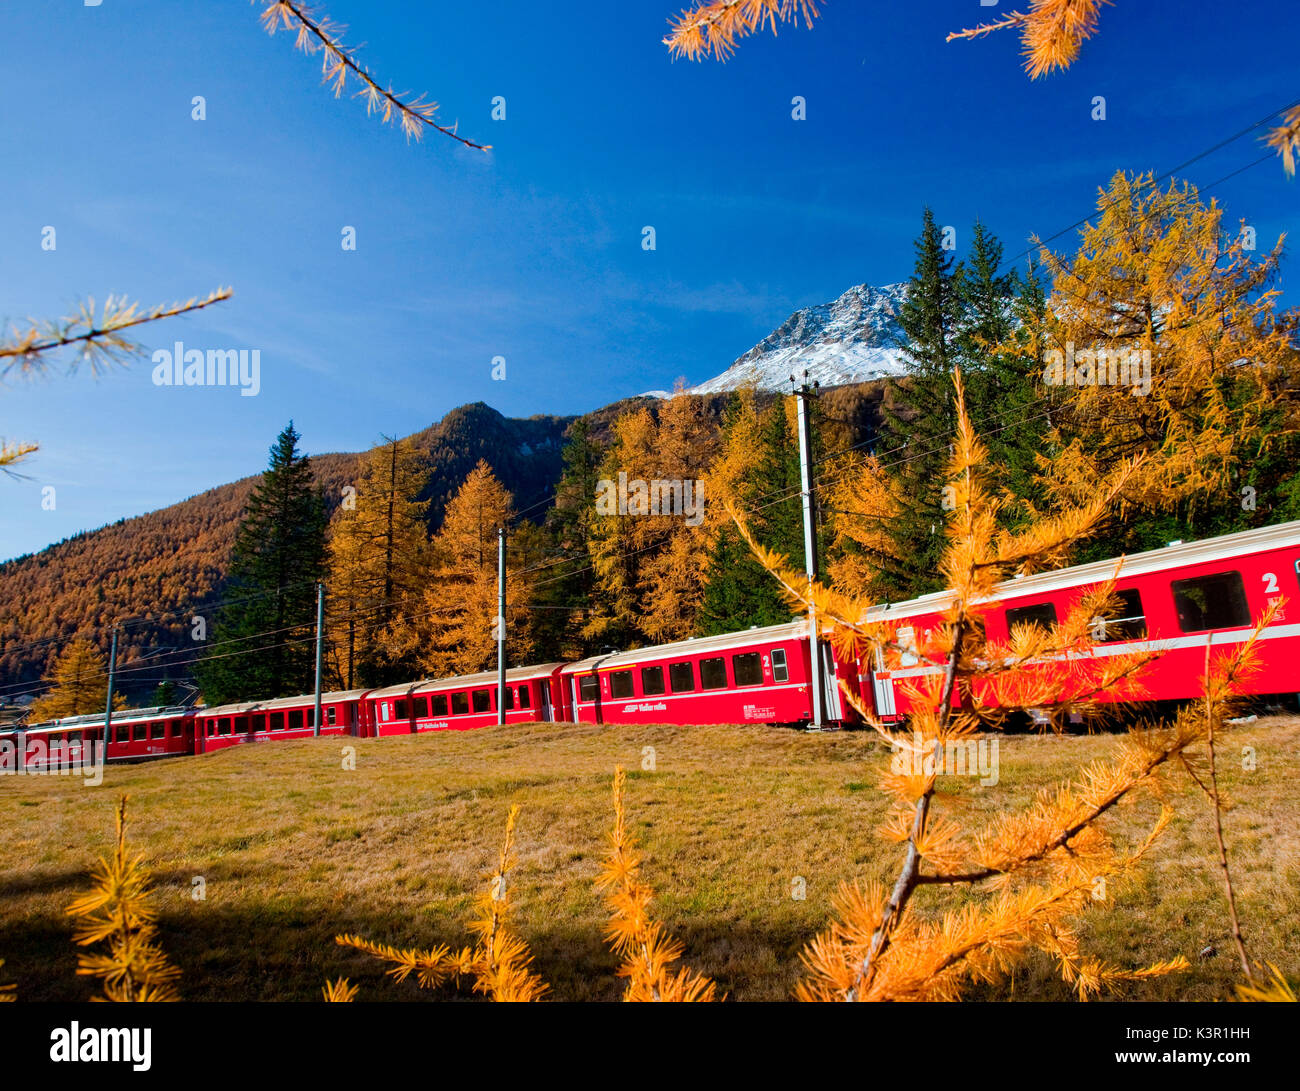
[
  {"xmin": 149, "ymin": 681, "xmax": 179, "ymax": 708},
  {"xmin": 877, "ymin": 208, "xmax": 966, "ymax": 596},
  {"xmin": 534, "ymin": 419, "xmax": 603, "ymax": 660},
  {"xmin": 990, "ymin": 254, "xmax": 1058, "ymax": 523},
  {"xmin": 957, "ymin": 221, "xmax": 1014, "ymax": 406},
  {"xmin": 195, "ymin": 423, "xmax": 327, "ymax": 703},
  {"xmin": 958, "ymin": 224, "xmax": 1051, "ymax": 527}
]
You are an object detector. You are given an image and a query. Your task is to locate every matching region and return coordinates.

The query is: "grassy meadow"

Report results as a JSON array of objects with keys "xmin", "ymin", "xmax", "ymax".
[{"xmin": 1, "ymin": 715, "xmax": 1297, "ymax": 1002}]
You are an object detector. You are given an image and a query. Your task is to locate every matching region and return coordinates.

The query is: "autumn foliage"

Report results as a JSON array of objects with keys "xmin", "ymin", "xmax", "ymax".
[
  {"xmin": 734, "ymin": 372, "xmax": 1285, "ymax": 1000},
  {"xmin": 596, "ymin": 768, "xmax": 719, "ymax": 1001},
  {"xmin": 64, "ymin": 797, "xmax": 181, "ymax": 1002},
  {"xmin": 29, "ymin": 639, "xmax": 126, "ymax": 722}
]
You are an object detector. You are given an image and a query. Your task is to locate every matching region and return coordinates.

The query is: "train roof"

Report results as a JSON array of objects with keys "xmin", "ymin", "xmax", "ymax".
[
  {"xmin": 561, "ymin": 620, "xmax": 809, "ymax": 674},
  {"xmin": 864, "ymin": 518, "xmax": 1300, "ymax": 622},
  {"xmin": 367, "ymin": 664, "xmax": 567, "ymax": 699},
  {"xmin": 18, "ymin": 705, "xmax": 197, "ymax": 733},
  {"xmin": 199, "ymin": 688, "xmax": 370, "ymax": 718}
]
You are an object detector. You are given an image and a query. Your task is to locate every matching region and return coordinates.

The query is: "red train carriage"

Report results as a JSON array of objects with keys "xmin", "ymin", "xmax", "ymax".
[
  {"xmin": 363, "ymin": 664, "xmax": 567, "ymax": 737},
  {"xmin": 194, "ymin": 689, "xmax": 368, "ymax": 753},
  {"xmin": 559, "ymin": 620, "xmax": 850, "ymax": 727},
  {"xmin": 0, "ymin": 705, "xmax": 196, "ymax": 771},
  {"xmin": 860, "ymin": 520, "xmax": 1300, "ymax": 722}
]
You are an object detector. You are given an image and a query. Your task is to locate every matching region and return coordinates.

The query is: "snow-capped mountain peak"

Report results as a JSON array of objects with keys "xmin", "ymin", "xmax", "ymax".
[{"xmin": 685, "ymin": 282, "xmax": 911, "ymax": 395}]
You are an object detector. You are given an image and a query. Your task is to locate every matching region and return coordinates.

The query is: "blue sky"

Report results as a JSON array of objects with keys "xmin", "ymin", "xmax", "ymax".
[{"xmin": 0, "ymin": 0, "xmax": 1295, "ymax": 561}]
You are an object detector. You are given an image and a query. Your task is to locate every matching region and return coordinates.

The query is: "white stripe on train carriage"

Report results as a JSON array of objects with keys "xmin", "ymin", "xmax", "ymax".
[
  {"xmin": 861, "ymin": 520, "xmax": 1300, "ymax": 623},
  {"xmin": 883, "ymin": 622, "xmax": 1300, "ymax": 680}
]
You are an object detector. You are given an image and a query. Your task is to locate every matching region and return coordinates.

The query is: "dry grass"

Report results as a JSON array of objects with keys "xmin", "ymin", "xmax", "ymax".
[{"xmin": 1, "ymin": 716, "xmax": 1297, "ymax": 1001}]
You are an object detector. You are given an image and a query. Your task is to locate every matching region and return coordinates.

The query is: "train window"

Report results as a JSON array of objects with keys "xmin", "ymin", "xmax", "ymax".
[
  {"xmin": 610, "ymin": 670, "xmax": 634, "ymax": 698},
  {"xmin": 732, "ymin": 652, "xmax": 763, "ymax": 687},
  {"xmin": 669, "ymin": 662, "xmax": 695, "ymax": 693},
  {"xmin": 266, "ymin": 712, "xmax": 282, "ymax": 732},
  {"xmin": 395, "ymin": 698, "xmax": 410, "ymax": 720},
  {"xmin": 252, "ymin": 715, "xmax": 268, "ymax": 733},
  {"xmin": 1006, "ymin": 602, "xmax": 1058, "ymax": 634},
  {"xmin": 235, "ymin": 716, "xmax": 249, "ymax": 734},
  {"xmin": 699, "ymin": 657, "xmax": 727, "ymax": 690},
  {"xmin": 472, "ymin": 690, "xmax": 491, "ymax": 713},
  {"xmin": 451, "ymin": 692, "xmax": 470, "ymax": 715},
  {"xmin": 431, "ymin": 694, "xmax": 449, "ymax": 717},
  {"xmin": 897, "ymin": 626, "xmax": 919, "ymax": 667},
  {"xmin": 288, "ymin": 710, "xmax": 303, "ymax": 730},
  {"xmin": 504, "ymin": 687, "xmax": 515, "ymax": 710},
  {"xmin": 218, "ymin": 718, "xmax": 231, "ymax": 736},
  {"xmin": 115, "ymin": 725, "xmax": 128, "ymax": 745},
  {"xmin": 578, "ymin": 674, "xmax": 600, "ymax": 702},
  {"xmin": 771, "ymin": 648, "xmax": 789, "ymax": 682},
  {"xmin": 141, "ymin": 722, "xmax": 153, "ymax": 742},
  {"xmin": 641, "ymin": 666, "xmax": 665, "ymax": 695},
  {"xmin": 412, "ymin": 696, "xmax": 428, "ymax": 718},
  {"xmin": 517, "ymin": 686, "xmax": 531, "ymax": 708},
  {"xmin": 1094, "ymin": 589, "xmax": 1147, "ymax": 641},
  {"xmin": 1172, "ymin": 571, "xmax": 1250, "ymax": 632}
]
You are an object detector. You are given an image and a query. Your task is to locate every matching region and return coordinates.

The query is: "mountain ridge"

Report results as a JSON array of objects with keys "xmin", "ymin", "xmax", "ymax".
[{"xmin": 678, "ymin": 281, "xmax": 911, "ymax": 395}]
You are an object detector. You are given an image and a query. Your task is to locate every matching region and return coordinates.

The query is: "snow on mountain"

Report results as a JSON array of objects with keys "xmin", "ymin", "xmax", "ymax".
[{"xmin": 685, "ymin": 282, "xmax": 912, "ymax": 395}]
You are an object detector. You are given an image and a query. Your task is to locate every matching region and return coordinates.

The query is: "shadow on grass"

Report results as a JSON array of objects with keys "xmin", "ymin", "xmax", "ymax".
[
  {"xmin": 0, "ymin": 892, "xmax": 1255, "ymax": 1002},
  {"xmin": 0, "ymin": 897, "xmax": 826, "ymax": 1002}
]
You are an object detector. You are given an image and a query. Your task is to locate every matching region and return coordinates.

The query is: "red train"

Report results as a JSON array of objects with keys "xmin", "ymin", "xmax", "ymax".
[
  {"xmin": 559, "ymin": 622, "xmax": 841, "ymax": 727},
  {"xmin": 365, "ymin": 664, "xmax": 568, "ymax": 736},
  {"xmin": 862, "ymin": 520, "xmax": 1300, "ymax": 721},
  {"xmin": 0, "ymin": 705, "xmax": 194, "ymax": 773},
  {"xmin": 3, "ymin": 520, "xmax": 1298, "ymax": 769},
  {"xmin": 193, "ymin": 689, "xmax": 367, "ymax": 753}
]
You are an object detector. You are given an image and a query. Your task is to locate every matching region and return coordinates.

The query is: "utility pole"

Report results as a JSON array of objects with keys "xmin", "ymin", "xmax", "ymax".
[
  {"xmin": 104, "ymin": 625, "xmax": 119, "ymax": 741},
  {"xmin": 497, "ymin": 526, "xmax": 507, "ymax": 726},
  {"xmin": 793, "ymin": 373, "xmax": 825, "ymax": 730},
  {"xmin": 313, "ymin": 582, "xmax": 324, "ymax": 737}
]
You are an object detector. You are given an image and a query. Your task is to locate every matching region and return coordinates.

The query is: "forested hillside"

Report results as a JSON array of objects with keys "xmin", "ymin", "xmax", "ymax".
[
  {"xmin": 0, "ymin": 387, "xmax": 888, "ymax": 702},
  {"xmin": 0, "ymin": 406, "xmax": 573, "ymax": 696}
]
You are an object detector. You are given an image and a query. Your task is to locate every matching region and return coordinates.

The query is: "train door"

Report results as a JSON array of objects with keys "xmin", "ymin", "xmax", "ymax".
[
  {"xmin": 820, "ymin": 644, "xmax": 844, "ymax": 721},
  {"xmin": 540, "ymin": 682, "xmax": 553, "ymax": 722},
  {"xmin": 871, "ymin": 645, "xmax": 898, "ymax": 719}
]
